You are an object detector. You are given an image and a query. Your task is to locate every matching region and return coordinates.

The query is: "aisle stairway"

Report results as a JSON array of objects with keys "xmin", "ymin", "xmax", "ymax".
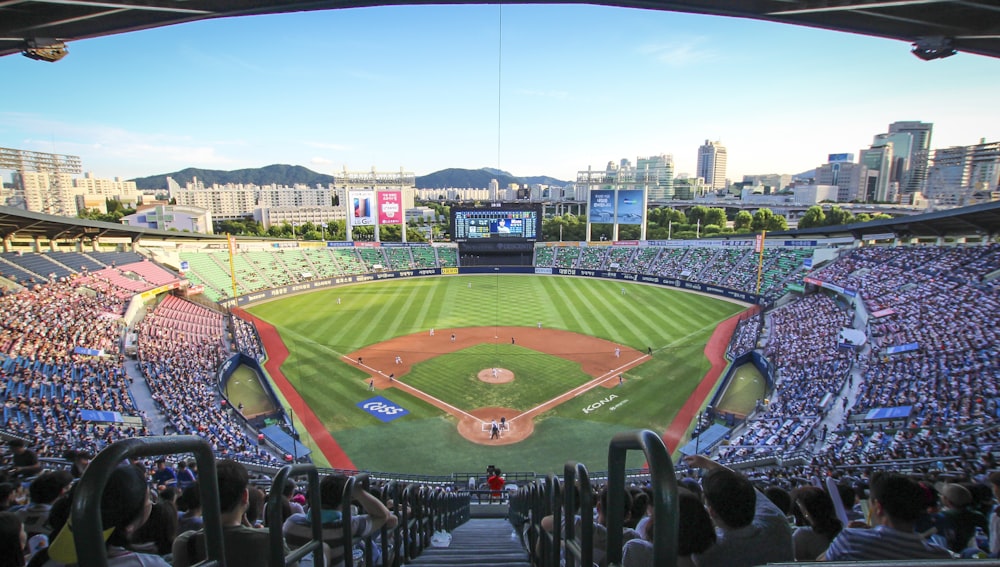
[{"xmin": 408, "ymin": 518, "xmax": 531, "ymax": 567}]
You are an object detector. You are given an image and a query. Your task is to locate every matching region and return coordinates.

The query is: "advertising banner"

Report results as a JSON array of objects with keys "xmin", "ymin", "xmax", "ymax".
[
  {"xmin": 350, "ymin": 190, "xmax": 376, "ymax": 226},
  {"xmin": 377, "ymin": 191, "xmax": 403, "ymax": 225},
  {"xmin": 357, "ymin": 396, "xmax": 409, "ymax": 423},
  {"xmin": 589, "ymin": 190, "xmax": 614, "ymax": 223},
  {"xmin": 616, "ymin": 190, "xmax": 644, "ymax": 225}
]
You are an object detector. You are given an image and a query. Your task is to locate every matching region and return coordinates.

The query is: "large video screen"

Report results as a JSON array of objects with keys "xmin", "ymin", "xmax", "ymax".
[{"xmin": 451, "ymin": 206, "xmax": 541, "ymax": 242}]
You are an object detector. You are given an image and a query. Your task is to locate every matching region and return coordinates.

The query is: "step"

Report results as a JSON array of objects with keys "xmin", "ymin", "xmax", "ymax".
[{"xmin": 408, "ymin": 518, "xmax": 530, "ymax": 567}]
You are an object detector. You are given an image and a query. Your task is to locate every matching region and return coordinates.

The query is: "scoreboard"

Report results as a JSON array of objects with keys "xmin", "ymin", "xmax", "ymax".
[{"xmin": 451, "ymin": 205, "xmax": 541, "ymax": 242}]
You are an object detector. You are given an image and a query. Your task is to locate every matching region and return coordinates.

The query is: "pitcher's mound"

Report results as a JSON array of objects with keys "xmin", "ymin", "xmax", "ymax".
[{"xmin": 477, "ymin": 367, "xmax": 514, "ymax": 383}]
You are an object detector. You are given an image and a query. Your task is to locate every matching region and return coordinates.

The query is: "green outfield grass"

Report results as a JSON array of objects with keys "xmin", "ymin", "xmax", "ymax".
[
  {"xmin": 405, "ymin": 343, "xmax": 594, "ymax": 411},
  {"xmin": 247, "ymin": 275, "xmax": 747, "ymax": 474}
]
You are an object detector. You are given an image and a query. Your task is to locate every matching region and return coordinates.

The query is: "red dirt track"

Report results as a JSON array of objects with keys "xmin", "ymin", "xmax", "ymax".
[{"xmin": 232, "ymin": 308, "xmax": 356, "ymax": 470}]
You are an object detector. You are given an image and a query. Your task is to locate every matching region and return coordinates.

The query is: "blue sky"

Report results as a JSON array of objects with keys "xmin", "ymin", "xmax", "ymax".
[{"xmin": 1, "ymin": 5, "xmax": 998, "ymax": 184}]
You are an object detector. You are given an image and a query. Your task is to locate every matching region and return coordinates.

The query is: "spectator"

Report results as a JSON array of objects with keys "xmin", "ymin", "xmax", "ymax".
[
  {"xmin": 176, "ymin": 461, "xmax": 196, "ymax": 491},
  {"xmin": 622, "ymin": 487, "xmax": 716, "ymax": 567},
  {"xmin": 790, "ymin": 486, "xmax": 842, "ymax": 561},
  {"xmin": 16, "ymin": 471, "xmax": 72, "ymax": 538},
  {"xmin": 7, "ymin": 440, "xmax": 41, "ymax": 479},
  {"xmin": 150, "ymin": 459, "xmax": 176, "ymax": 490},
  {"xmin": 175, "ymin": 482, "xmax": 203, "ymax": 534},
  {"xmin": 128, "ymin": 500, "xmax": 177, "ymax": 557},
  {"xmin": 822, "ymin": 472, "xmax": 952, "ymax": 561},
  {"xmin": 934, "ymin": 483, "xmax": 988, "ymax": 554},
  {"xmin": 172, "ymin": 459, "xmax": 277, "ymax": 567},
  {"xmin": 283, "ymin": 473, "xmax": 395, "ymax": 567},
  {"xmin": 67, "ymin": 452, "xmax": 91, "ymax": 480},
  {"xmin": 33, "ymin": 464, "xmax": 167, "ymax": 566},
  {"xmin": 683, "ymin": 454, "xmax": 793, "ymax": 567},
  {"xmin": 990, "ymin": 472, "xmax": 1000, "ymax": 557},
  {"xmin": 0, "ymin": 511, "xmax": 27, "ymax": 567}
]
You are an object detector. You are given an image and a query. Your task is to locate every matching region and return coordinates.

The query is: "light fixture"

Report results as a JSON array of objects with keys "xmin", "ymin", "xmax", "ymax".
[
  {"xmin": 911, "ymin": 36, "xmax": 956, "ymax": 61},
  {"xmin": 22, "ymin": 39, "xmax": 68, "ymax": 62}
]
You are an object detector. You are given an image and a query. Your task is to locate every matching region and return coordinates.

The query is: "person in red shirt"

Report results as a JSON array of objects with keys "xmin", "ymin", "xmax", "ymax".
[{"xmin": 487, "ymin": 469, "xmax": 506, "ymax": 503}]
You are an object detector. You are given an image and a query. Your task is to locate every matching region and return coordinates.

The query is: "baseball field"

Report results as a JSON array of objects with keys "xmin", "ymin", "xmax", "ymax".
[{"xmin": 242, "ymin": 274, "xmax": 747, "ymax": 476}]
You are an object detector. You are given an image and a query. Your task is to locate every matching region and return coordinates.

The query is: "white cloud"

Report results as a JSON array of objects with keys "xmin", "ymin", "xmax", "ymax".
[
  {"xmin": 638, "ymin": 37, "xmax": 718, "ymax": 66},
  {"xmin": 311, "ymin": 157, "xmax": 333, "ymax": 165}
]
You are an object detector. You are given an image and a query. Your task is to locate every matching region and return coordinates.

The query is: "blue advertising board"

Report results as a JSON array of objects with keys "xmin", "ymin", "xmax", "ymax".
[
  {"xmin": 616, "ymin": 190, "xmax": 644, "ymax": 225},
  {"xmin": 589, "ymin": 190, "xmax": 614, "ymax": 223},
  {"xmin": 358, "ymin": 396, "xmax": 409, "ymax": 423}
]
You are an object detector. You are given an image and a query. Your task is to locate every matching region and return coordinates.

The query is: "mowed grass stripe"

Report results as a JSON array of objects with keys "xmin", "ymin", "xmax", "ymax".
[
  {"xmin": 545, "ymin": 277, "xmax": 596, "ymax": 336},
  {"xmin": 572, "ymin": 280, "xmax": 630, "ymax": 344}
]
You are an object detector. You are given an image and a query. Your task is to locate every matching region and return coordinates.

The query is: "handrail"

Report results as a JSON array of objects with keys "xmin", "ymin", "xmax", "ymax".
[
  {"xmin": 267, "ymin": 464, "xmax": 324, "ymax": 567},
  {"xmin": 73, "ymin": 436, "xmax": 225, "ymax": 567},
  {"xmin": 606, "ymin": 429, "xmax": 678, "ymax": 567},
  {"xmin": 562, "ymin": 462, "xmax": 593, "ymax": 567}
]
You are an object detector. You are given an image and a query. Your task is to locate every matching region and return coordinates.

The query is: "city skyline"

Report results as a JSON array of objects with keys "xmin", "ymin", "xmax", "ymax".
[{"xmin": 1, "ymin": 5, "xmax": 998, "ymax": 184}]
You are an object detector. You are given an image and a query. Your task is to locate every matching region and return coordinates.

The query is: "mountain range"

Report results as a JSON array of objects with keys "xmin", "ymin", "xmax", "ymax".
[{"xmin": 130, "ymin": 165, "xmax": 569, "ymax": 190}]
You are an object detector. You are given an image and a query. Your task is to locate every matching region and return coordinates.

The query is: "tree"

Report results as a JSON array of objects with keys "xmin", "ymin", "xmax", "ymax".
[
  {"xmin": 798, "ymin": 206, "xmax": 826, "ymax": 229},
  {"xmin": 824, "ymin": 206, "xmax": 854, "ymax": 227},
  {"xmin": 704, "ymin": 207, "xmax": 727, "ymax": 228},
  {"xmin": 766, "ymin": 214, "xmax": 788, "ymax": 231},
  {"xmin": 733, "ymin": 211, "xmax": 753, "ymax": 231},
  {"xmin": 752, "ymin": 208, "xmax": 788, "ymax": 232},
  {"xmin": 751, "ymin": 208, "xmax": 775, "ymax": 231},
  {"xmin": 687, "ymin": 206, "xmax": 709, "ymax": 227}
]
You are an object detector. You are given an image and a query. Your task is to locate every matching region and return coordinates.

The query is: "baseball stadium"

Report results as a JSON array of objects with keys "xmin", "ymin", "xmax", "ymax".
[{"xmin": 3, "ymin": 1, "xmax": 1000, "ymax": 565}]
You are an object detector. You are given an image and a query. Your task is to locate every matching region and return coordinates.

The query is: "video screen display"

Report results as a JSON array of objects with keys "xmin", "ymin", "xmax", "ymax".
[{"xmin": 452, "ymin": 207, "xmax": 541, "ymax": 242}]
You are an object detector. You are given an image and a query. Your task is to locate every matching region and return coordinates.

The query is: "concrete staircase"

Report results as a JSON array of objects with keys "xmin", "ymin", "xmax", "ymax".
[{"xmin": 407, "ymin": 518, "xmax": 530, "ymax": 567}]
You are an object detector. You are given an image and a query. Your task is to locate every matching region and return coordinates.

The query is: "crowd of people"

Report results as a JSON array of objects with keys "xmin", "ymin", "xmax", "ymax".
[
  {"xmin": 0, "ymin": 450, "xmax": 427, "ymax": 567},
  {"xmin": 136, "ymin": 298, "xmax": 279, "ymax": 466},
  {"xmin": 532, "ymin": 243, "xmax": 812, "ymax": 299}
]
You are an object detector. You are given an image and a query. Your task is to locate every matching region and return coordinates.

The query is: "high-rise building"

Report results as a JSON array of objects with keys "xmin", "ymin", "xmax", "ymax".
[
  {"xmin": 636, "ymin": 154, "xmax": 675, "ymax": 201},
  {"xmin": 815, "ymin": 159, "xmax": 868, "ymax": 203},
  {"xmin": 697, "ymin": 140, "xmax": 727, "ymax": 190},
  {"xmin": 859, "ymin": 144, "xmax": 896, "ymax": 203},
  {"xmin": 887, "ymin": 121, "xmax": 933, "ymax": 194},
  {"xmin": 926, "ymin": 138, "xmax": 1000, "ymax": 206}
]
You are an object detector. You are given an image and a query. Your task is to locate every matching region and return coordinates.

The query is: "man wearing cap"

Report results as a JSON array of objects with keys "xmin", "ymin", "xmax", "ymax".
[
  {"xmin": 934, "ymin": 482, "xmax": 988, "ymax": 554},
  {"xmin": 822, "ymin": 472, "xmax": 953, "ymax": 561}
]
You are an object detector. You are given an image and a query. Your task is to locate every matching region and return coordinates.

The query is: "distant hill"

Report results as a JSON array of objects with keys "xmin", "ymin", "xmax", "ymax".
[
  {"xmin": 131, "ymin": 165, "xmax": 569, "ymax": 190},
  {"xmin": 416, "ymin": 168, "xmax": 568, "ymax": 189},
  {"xmin": 131, "ymin": 164, "xmax": 336, "ymax": 190}
]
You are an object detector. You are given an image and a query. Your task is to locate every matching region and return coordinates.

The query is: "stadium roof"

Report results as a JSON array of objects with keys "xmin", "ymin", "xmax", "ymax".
[
  {"xmin": 2, "ymin": 1, "xmax": 1000, "ymax": 61},
  {"xmin": 0, "ymin": 205, "xmax": 226, "ymax": 242}
]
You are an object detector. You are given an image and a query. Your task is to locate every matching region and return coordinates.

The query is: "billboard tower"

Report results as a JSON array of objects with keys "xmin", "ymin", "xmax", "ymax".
[
  {"xmin": 577, "ymin": 162, "xmax": 649, "ymax": 242},
  {"xmin": 334, "ymin": 167, "xmax": 413, "ymax": 242}
]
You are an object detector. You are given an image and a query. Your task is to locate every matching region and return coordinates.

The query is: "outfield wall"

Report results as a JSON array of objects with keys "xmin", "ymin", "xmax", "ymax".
[{"xmin": 219, "ymin": 266, "xmax": 760, "ymax": 308}]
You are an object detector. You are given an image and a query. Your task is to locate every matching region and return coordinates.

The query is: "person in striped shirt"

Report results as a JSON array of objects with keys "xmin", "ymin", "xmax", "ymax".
[{"xmin": 822, "ymin": 472, "xmax": 953, "ymax": 561}]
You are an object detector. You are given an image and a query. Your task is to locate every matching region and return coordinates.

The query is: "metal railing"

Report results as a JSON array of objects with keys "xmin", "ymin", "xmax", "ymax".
[
  {"xmin": 66, "ymin": 435, "xmax": 472, "ymax": 567},
  {"xmin": 510, "ymin": 429, "xmax": 677, "ymax": 567}
]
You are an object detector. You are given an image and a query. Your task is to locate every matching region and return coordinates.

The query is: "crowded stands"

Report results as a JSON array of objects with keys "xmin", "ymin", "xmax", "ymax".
[{"xmin": 2, "ymin": 227, "xmax": 1000, "ymax": 564}]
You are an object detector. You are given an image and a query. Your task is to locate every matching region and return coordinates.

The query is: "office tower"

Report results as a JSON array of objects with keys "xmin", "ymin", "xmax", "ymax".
[
  {"xmin": 815, "ymin": 156, "xmax": 868, "ymax": 203},
  {"xmin": 860, "ymin": 144, "xmax": 896, "ymax": 202},
  {"xmin": 926, "ymin": 138, "xmax": 1000, "ymax": 206},
  {"xmin": 697, "ymin": 140, "xmax": 727, "ymax": 190},
  {"xmin": 636, "ymin": 154, "xmax": 675, "ymax": 201},
  {"xmin": 887, "ymin": 121, "xmax": 933, "ymax": 194}
]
